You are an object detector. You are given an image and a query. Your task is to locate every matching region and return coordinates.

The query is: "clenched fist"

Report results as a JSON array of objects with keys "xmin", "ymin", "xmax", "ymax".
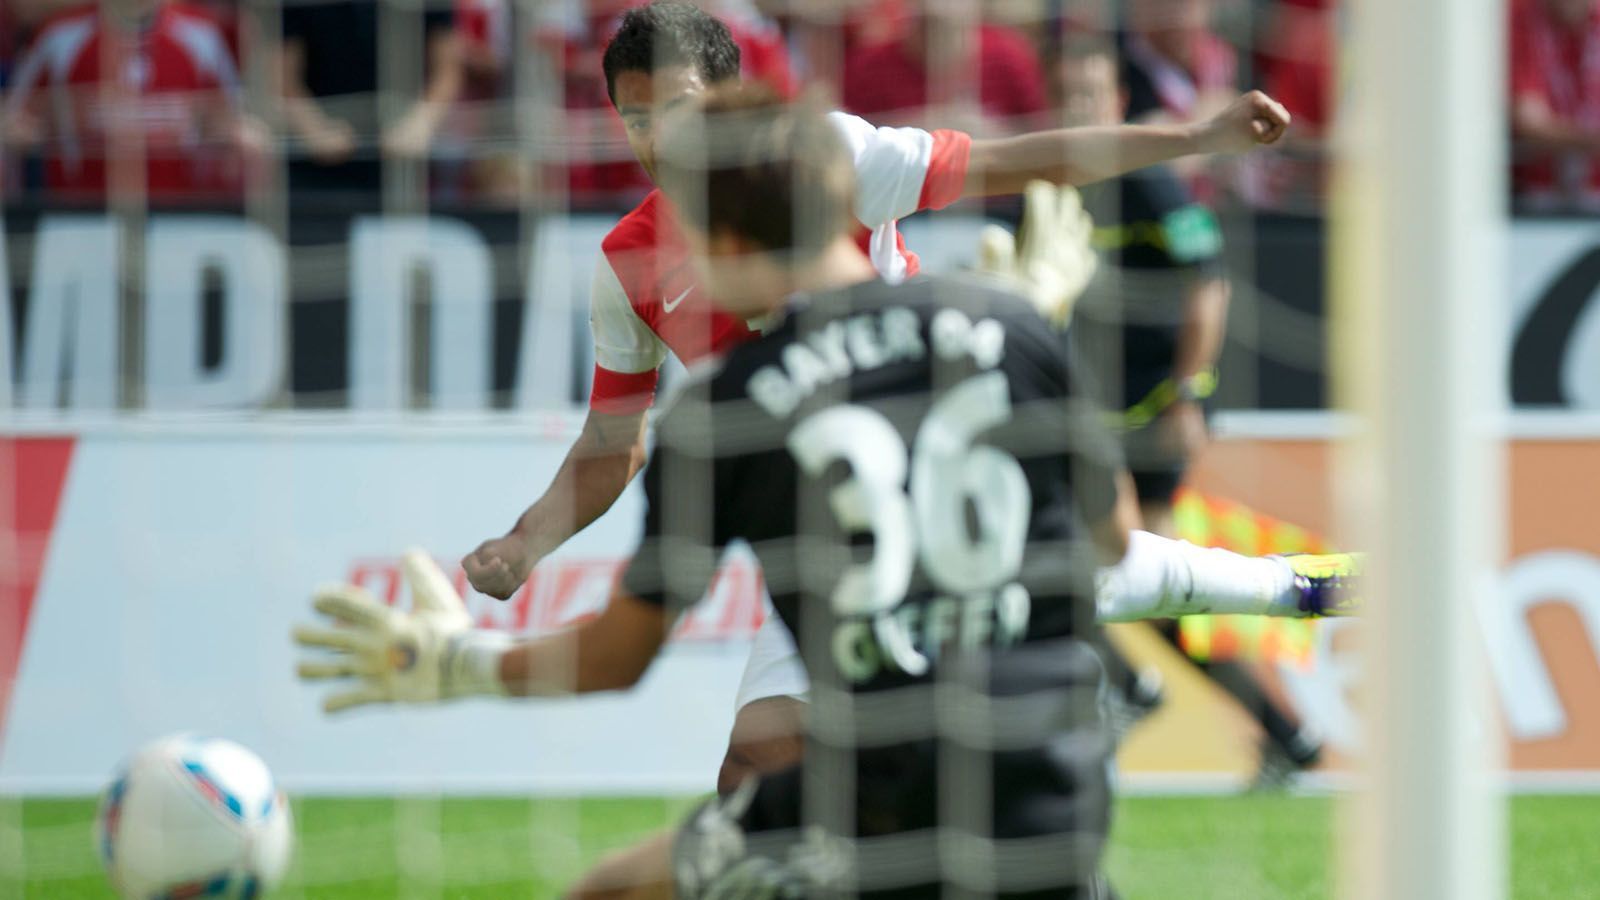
[
  {"xmin": 1195, "ymin": 91, "xmax": 1292, "ymax": 155},
  {"xmin": 463, "ymin": 532, "xmax": 540, "ymax": 600}
]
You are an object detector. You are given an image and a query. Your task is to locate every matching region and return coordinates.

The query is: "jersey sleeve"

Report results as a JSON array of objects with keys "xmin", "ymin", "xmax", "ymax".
[
  {"xmin": 589, "ymin": 255, "xmax": 667, "ymax": 414},
  {"xmin": 826, "ymin": 111, "xmax": 972, "ymax": 226},
  {"xmin": 170, "ymin": 15, "xmax": 243, "ymax": 100},
  {"xmin": 5, "ymin": 18, "xmax": 91, "ymax": 114},
  {"xmin": 3, "ymin": 37, "xmax": 48, "ymax": 112}
]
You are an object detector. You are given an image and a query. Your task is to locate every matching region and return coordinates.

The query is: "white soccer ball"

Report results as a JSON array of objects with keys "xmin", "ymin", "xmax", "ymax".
[{"xmin": 96, "ymin": 734, "xmax": 294, "ymax": 899}]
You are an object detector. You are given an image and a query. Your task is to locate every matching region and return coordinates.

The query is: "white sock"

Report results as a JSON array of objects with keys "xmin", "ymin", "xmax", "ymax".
[{"xmin": 1095, "ymin": 530, "xmax": 1300, "ymax": 622}]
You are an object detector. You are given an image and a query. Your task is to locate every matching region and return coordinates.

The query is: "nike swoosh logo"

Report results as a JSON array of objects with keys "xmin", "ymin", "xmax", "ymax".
[{"xmin": 663, "ymin": 286, "xmax": 693, "ymax": 313}]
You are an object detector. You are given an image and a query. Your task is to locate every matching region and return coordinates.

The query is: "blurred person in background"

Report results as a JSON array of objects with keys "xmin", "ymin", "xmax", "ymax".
[
  {"xmin": 1510, "ymin": 0, "xmax": 1600, "ymax": 211},
  {"xmin": 1255, "ymin": 0, "xmax": 1332, "ymax": 136},
  {"xmin": 533, "ymin": 0, "xmax": 793, "ymax": 208},
  {"xmin": 1118, "ymin": 0, "xmax": 1240, "ymax": 200},
  {"xmin": 751, "ymin": 0, "xmax": 904, "ymax": 83},
  {"xmin": 1, "ymin": 0, "xmax": 83, "ymax": 78},
  {"xmin": 1056, "ymin": 38, "xmax": 1323, "ymax": 787},
  {"xmin": 433, "ymin": 0, "xmax": 514, "ymax": 202},
  {"xmin": 840, "ymin": 0, "xmax": 1049, "ymax": 134},
  {"xmin": 273, "ymin": 0, "xmax": 463, "ymax": 197},
  {"xmin": 1121, "ymin": 0, "xmax": 1239, "ymax": 124},
  {"xmin": 1245, "ymin": 0, "xmax": 1334, "ymax": 209},
  {"xmin": 2, "ymin": 0, "xmax": 264, "ymax": 203}
]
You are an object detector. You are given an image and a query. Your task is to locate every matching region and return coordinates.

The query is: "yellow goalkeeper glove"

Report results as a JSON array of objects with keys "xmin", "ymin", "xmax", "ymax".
[
  {"xmin": 975, "ymin": 180, "xmax": 1099, "ymax": 329},
  {"xmin": 293, "ymin": 549, "xmax": 511, "ymax": 713}
]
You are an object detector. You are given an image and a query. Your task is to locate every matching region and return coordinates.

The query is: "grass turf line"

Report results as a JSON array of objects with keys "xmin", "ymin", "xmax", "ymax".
[{"xmin": 4, "ymin": 794, "xmax": 1596, "ymax": 898}]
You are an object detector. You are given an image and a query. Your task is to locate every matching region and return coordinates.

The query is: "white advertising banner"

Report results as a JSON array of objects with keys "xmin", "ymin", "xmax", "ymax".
[
  {"xmin": 0, "ymin": 425, "xmax": 763, "ymax": 795},
  {"xmin": 1507, "ymin": 220, "xmax": 1600, "ymax": 407}
]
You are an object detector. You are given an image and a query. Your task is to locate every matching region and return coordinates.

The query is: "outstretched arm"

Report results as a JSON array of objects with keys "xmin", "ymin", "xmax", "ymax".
[
  {"xmin": 464, "ymin": 408, "xmax": 649, "ymax": 599},
  {"xmin": 964, "ymin": 91, "xmax": 1291, "ymax": 198},
  {"xmin": 294, "ymin": 552, "xmax": 670, "ymax": 713},
  {"xmin": 497, "ymin": 588, "xmax": 667, "ymax": 695}
]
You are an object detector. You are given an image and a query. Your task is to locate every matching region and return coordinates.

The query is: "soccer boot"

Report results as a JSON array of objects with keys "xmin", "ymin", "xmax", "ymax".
[{"xmin": 1279, "ymin": 552, "xmax": 1361, "ymax": 618}]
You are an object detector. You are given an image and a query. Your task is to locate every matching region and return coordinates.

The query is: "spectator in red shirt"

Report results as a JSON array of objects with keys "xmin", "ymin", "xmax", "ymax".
[
  {"xmin": 1260, "ymin": 0, "xmax": 1334, "ymax": 137},
  {"xmin": 1240, "ymin": 0, "xmax": 1336, "ymax": 210},
  {"xmin": 841, "ymin": 4, "xmax": 1048, "ymax": 134},
  {"xmin": 757, "ymin": 0, "xmax": 906, "ymax": 86},
  {"xmin": 2, "ymin": 0, "xmax": 263, "ymax": 202},
  {"xmin": 1510, "ymin": 0, "xmax": 1600, "ymax": 211}
]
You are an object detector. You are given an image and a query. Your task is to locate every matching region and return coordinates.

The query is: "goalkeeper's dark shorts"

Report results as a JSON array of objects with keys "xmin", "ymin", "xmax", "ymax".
[{"xmin": 672, "ymin": 639, "xmax": 1117, "ymax": 899}]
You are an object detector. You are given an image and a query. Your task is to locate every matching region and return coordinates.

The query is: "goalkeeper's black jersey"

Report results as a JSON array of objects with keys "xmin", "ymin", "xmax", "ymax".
[{"xmin": 622, "ymin": 275, "xmax": 1123, "ymax": 697}]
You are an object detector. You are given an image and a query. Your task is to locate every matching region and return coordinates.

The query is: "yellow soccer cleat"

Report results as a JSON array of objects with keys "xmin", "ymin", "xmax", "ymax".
[{"xmin": 1280, "ymin": 552, "xmax": 1361, "ymax": 618}]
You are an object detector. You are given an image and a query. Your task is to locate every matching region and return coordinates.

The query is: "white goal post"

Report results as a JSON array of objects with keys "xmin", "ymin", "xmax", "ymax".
[{"xmin": 1333, "ymin": 0, "xmax": 1507, "ymax": 898}]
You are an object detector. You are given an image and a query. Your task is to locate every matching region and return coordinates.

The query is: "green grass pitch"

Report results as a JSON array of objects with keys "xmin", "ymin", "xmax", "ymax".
[{"xmin": 4, "ymin": 794, "xmax": 1596, "ymax": 898}]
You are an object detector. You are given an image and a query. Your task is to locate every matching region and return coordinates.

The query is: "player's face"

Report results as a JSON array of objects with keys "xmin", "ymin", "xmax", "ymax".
[
  {"xmin": 1059, "ymin": 55, "xmax": 1122, "ymax": 128},
  {"xmin": 613, "ymin": 65, "xmax": 710, "ymax": 182}
]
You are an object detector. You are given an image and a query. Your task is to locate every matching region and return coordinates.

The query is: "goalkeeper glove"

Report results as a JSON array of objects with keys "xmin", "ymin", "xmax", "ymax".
[
  {"xmin": 975, "ymin": 180, "xmax": 1099, "ymax": 328},
  {"xmin": 293, "ymin": 549, "xmax": 513, "ymax": 713}
]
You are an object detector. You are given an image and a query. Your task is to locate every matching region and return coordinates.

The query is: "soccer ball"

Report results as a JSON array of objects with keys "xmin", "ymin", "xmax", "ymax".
[{"xmin": 96, "ymin": 734, "xmax": 294, "ymax": 899}]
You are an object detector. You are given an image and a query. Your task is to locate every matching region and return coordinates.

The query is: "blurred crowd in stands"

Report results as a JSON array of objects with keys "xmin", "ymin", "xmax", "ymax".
[{"xmin": 0, "ymin": 0, "xmax": 1592, "ymax": 213}]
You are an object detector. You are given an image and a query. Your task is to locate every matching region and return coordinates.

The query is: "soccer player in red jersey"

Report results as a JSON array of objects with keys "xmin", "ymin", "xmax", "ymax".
[{"xmin": 461, "ymin": 0, "xmax": 1292, "ymax": 789}]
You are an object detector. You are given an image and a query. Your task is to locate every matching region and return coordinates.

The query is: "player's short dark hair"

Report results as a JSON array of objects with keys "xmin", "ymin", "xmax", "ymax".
[
  {"xmin": 602, "ymin": 1, "xmax": 742, "ymax": 107},
  {"xmin": 655, "ymin": 87, "xmax": 855, "ymax": 261}
]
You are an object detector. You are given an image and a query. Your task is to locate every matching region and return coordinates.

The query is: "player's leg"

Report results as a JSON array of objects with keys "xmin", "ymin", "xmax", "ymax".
[
  {"xmin": 1091, "ymin": 627, "xmax": 1165, "ymax": 742},
  {"xmin": 1149, "ymin": 619, "xmax": 1324, "ymax": 788},
  {"xmin": 1096, "ymin": 527, "xmax": 1359, "ymax": 621},
  {"xmin": 1140, "ymin": 483, "xmax": 1325, "ymax": 787},
  {"xmin": 564, "ymin": 830, "xmax": 676, "ymax": 900},
  {"xmin": 718, "ymin": 603, "xmax": 810, "ymax": 795},
  {"xmin": 718, "ymin": 696, "xmax": 806, "ymax": 796}
]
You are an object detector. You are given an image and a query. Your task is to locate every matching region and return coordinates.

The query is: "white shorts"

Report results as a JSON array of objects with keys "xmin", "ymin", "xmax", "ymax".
[{"xmin": 733, "ymin": 597, "xmax": 811, "ymax": 710}]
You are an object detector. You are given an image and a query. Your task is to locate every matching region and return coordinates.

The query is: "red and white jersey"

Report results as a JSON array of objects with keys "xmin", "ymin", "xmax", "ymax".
[
  {"xmin": 588, "ymin": 111, "xmax": 972, "ymax": 414},
  {"xmin": 5, "ymin": 2, "xmax": 242, "ymax": 200}
]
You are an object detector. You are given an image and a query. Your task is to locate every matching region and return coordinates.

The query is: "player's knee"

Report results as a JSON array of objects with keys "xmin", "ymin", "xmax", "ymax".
[
  {"xmin": 718, "ymin": 696, "xmax": 807, "ymax": 796},
  {"xmin": 716, "ymin": 746, "xmax": 759, "ymax": 798}
]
